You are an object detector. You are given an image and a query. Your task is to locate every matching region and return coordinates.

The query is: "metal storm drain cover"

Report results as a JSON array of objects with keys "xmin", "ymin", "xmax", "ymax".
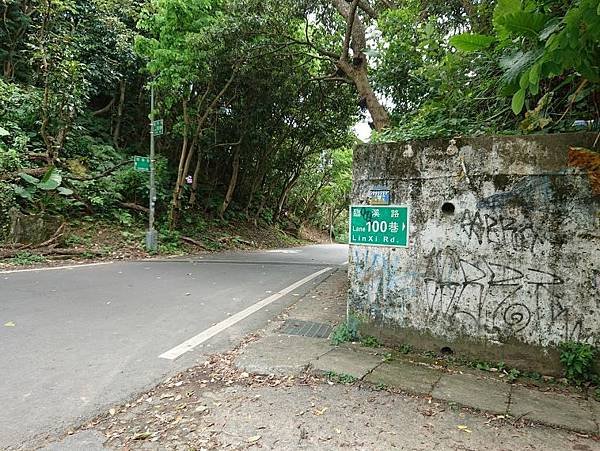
[{"xmin": 280, "ymin": 319, "xmax": 333, "ymax": 339}]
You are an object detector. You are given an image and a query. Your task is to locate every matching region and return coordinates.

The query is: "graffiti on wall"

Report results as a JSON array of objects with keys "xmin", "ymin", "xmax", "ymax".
[
  {"xmin": 422, "ymin": 247, "xmax": 596, "ymax": 346},
  {"xmin": 460, "ymin": 210, "xmax": 543, "ymax": 251}
]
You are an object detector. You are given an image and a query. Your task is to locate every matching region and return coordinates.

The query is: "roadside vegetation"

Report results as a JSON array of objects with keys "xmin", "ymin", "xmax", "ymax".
[{"xmin": 1, "ymin": 0, "xmax": 597, "ymax": 262}]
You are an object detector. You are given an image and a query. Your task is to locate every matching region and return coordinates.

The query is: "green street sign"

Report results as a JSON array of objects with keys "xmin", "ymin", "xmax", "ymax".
[
  {"xmin": 349, "ymin": 205, "xmax": 409, "ymax": 247},
  {"xmin": 134, "ymin": 156, "xmax": 150, "ymax": 172},
  {"xmin": 152, "ymin": 119, "xmax": 164, "ymax": 136}
]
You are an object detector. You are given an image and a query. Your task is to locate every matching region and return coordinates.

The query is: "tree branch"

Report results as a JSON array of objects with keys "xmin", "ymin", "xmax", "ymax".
[
  {"xmin": 342, "ymin": 0, "xmax": 361, "ymax": 62},
  {"xmin": 91, "ymin": 97, "xmax": 115, "ymax": 116},
  {"xmin": 66, "ymin": 160, "xmax": 131, "ymax": 181},
  {"xmin": 358, "ymin": 0, "xmax": 380, "ymax": 19}
]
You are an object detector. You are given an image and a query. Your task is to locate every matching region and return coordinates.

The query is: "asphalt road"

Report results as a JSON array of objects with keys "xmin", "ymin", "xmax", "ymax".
[{"xmin": 0, "ymin": 244, "xmax": 348, "ymax": 449}]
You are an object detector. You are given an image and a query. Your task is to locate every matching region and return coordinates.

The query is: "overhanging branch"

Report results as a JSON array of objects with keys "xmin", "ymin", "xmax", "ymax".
[{"xmin": 342, "ymin": 0, "xmax": 361, "ymax": 62}]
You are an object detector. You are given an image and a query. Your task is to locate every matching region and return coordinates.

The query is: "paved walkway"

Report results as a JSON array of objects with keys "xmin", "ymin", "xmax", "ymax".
[{"xmin": 234, "ymin": 270, "xmax": 600, "ymax": 436}]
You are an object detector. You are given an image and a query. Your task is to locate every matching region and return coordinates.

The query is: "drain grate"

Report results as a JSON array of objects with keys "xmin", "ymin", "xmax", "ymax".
[{"xmin": 280, "ymin": 319, "xmax": 333, "ymax": 339}]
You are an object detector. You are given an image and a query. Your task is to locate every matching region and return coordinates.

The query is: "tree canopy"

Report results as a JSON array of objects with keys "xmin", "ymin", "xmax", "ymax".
[{"xmin": 0, "ymin": 0, "xmax": 597, "ymax": 246}]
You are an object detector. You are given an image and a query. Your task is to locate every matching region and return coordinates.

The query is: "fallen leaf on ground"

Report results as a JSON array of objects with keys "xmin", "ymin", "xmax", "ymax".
[
  {"xmin": 4, "ymin": 321, "xmax": 15, "ymax": 327},
  {"xmin": 314, "ymin": 407, "xmax": 328, "ymax": 416},
  {"xmin": 109, "ymin": 408, "xmax": 116, "ymax": 416},
  {"xmin": 457, "ymin": 425, "xmax": 472, "ymax": 433},
  {"xmin": 247, "ymin": 435, "xmax": 261, "ymax": 443},
  {"xmin": 132, "ymin": 431, "xmax": 152, "ymax": 440}
]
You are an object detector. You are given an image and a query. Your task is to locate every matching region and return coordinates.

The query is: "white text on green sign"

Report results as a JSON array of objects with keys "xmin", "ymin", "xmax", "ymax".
[
  {"xmin": 152, "ymin": 119, "xmax": 164, "ymax": 136},
  {"xmin": 349, "ymin": 206, "xmax": 409, "ymax": 247},
  {"xmin": 134, "ymin": 156, "xmax": 150, "ymax": 172}
]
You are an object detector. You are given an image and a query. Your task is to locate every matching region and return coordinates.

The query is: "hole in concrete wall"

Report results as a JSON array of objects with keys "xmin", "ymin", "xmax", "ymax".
[
  {"xmin": 441, "ymin": 202, "xmax": 456, "ymax": 215},
  {"xmin": 440, "ymin": 346, "xmax": 453, "ymax": 355}
]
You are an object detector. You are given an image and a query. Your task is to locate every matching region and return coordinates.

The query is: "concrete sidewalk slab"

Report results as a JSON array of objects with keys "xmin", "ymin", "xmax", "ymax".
[
  {"xmin": 235, "ymin": 334, "xmax": 332, "ymax": 375},
  {"xmin": 509, "ymin": 386, "xmax": 597, "ymax": 434},
  {"xmin": 365, "ymin": 360, "xmax": 441, "ymax": 395},
  {"xmin": 312, "ymin": 346, "xmax": 383, "ymax": 379},
  {"xmin": 282, "ymin": 271, "xmax": 347, "ymax": 326},
  {"xmin": 432, "ymin": 373, "xmax": 510, "ymax": 415},
  {"xmin": 230, "ymin": 270, "xmax": 600, "ymax": 435}
]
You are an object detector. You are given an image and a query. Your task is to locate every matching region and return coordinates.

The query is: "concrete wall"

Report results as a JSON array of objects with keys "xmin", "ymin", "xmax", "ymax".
[{"xmin": 349, "ymin": 133, "xmax": 600, "ymax": 371}]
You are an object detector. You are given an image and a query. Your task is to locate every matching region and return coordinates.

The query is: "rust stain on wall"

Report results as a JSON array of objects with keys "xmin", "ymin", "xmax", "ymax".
[{"xmin": 568, "ymin": 146, "xmax": 600, "ymax": 194}]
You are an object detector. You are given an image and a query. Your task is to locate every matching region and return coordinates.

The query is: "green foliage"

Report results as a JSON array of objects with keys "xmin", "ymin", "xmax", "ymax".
[
  {"xmin": 506, "ymin": 368, "xmax": 521, "ymax": 383},
  {"xmin": 0, "ymin": 182, "xmax": 16, "ymax": 240},
  {"xmin": 452, "ymin": 0, "xmax": 600, "ymax": 121},
  {"xmin": 449, "ymin": 33, "xmax": 495, "ymax": 52},
  {"xmin": 330, "ymin": 316, "xmax": 360, "ymax": 345},
  {"xmin": 360, "ymin": 335, "xmax": 381, "ymax": 348},
  {"xmin": 14, "ymin": 167, "xmax": 73, "ymax": 203},
  {"xmin": 397, "ymin": 344, "xmax": 413, "ymax": 355},
  {"xmin": 375, "ymin": 0, "xmax": 598, "ymax": 141},
  {"xmin": 559, "ymin": 341, "xmax": 598, "ymax": 384},
  {"xmin": 288, "ymin": 146, "xmax": 354, "ymax": 234},
  {"xmin": 158, "ymin": 228, "xmax": 183, "ymax": 254},
  {"xmin": 382, "ymin": 352, "xmax": 393, "ymax": 362},
  {"xmin": 473, "ymin": 360, "xmax": 493, "ymax": 371},
  {"xmin": 9, "ymin": 251, "xmax": 47, "ymax": 266},
  {"xmin": 324, "ymin": 371, "xmax": 357, "ymax": 385},
  {"xmin": 64, "ymin": 234, "xmax": 92, "ymax": 247},
  {"xmin": 523, "ymin": 370, "xmax": 542, "ymax": 381}
]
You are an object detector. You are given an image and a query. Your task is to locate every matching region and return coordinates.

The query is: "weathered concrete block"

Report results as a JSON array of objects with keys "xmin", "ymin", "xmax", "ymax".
[
  {"xmin": 349, "ymin": 133, "xmax": 600, "ymax": 373},
  {"xmin": 8, "ymin": 208, "xmax": 63, "ymax": 245}
]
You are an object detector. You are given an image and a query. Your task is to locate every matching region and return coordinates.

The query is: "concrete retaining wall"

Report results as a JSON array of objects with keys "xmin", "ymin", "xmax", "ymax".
[{"xmin": 349, "ymin": 133, "xmax": 600, "ymax": 372}]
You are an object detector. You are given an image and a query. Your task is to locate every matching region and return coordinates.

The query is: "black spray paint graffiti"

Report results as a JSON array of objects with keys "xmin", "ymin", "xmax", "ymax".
[
  {"xmin": 423, "ymin": 248, "xmax": 594, "ymax": 344},
  {"xmin": 460, "ymin": 210, "xmax": 543, "ymax": 252}
]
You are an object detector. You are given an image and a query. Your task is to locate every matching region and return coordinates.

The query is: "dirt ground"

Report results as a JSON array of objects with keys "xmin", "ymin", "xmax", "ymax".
[{"xmin": 59, "ymin": 342, "xmax": 599, "ymax": 451}]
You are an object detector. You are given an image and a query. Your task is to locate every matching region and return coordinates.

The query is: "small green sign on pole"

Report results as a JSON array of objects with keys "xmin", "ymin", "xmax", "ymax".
[
  {"xmin": 134, "ymin": 156, "xmax": 150, "ymax": 172},
  {"xmin": 349, "ymin": 205, "xmax": 409, "ymax": 247},
  {"xmin": 152, "ymin": 119, "xmax": 164, "ymax": 136}
]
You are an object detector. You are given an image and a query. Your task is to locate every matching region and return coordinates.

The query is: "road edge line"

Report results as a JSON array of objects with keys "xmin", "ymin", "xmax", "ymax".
[
  {"xmin": 158, "ymin": 266, "xmax": 333, "ymax": 360},
  {"xmin": 0, "ymin": 261, "xmax": 114, "ymax": 274}
]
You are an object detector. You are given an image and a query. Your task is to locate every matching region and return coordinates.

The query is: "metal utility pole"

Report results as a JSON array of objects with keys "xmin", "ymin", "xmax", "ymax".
[{"xmin": 145, "ymin": 85, "xmax": 158, "ymax": 251}]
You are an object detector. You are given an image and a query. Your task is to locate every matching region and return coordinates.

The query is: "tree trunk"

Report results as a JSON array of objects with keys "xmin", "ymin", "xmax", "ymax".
[
  {"xmin": 331, "ymin": 0, "xmax": 391, "ymax": 131},
  {"xmin": 3, "ymin": 60, "xmax": 14, "ymax": 80},
  {"xmin": 350, "ymin": 63, "xmax": 390, "ymax": 131},
  {"xmin": 188, "ymin": 148, "xmax": 203, "ymax": 207},
  {"xmin": 169, "ymin": 99, "xmax": 190, "ymax": 229},
  {"xmin": 273, "ymin": 171, "xmax": 300, "ymax": 223},
  {"xmin": 219, "ymin": 146, "xmax": 241, "ymax": 219},
  {"xmin": 329, "ymin": 208, "xmax": 334, "ymax": 243},
  {"xmin": 112, "ymin": 79, "xmax": 126, "ymax": 147}
]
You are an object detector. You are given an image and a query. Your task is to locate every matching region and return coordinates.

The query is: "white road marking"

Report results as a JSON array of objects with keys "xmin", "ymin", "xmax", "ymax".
[
  {"xmin": 0, "ymin": 261, "xmax": 114, "ymax": 274},
  {"xmin": 159, "ymin": 266, "xmax": 333, "ymax": 360}
]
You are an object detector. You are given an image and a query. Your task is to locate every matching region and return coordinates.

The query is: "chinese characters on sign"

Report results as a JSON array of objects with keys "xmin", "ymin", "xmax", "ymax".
[{"xmin": 349, "ymin": 206, "xmax": 409, "ymax": 247}]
